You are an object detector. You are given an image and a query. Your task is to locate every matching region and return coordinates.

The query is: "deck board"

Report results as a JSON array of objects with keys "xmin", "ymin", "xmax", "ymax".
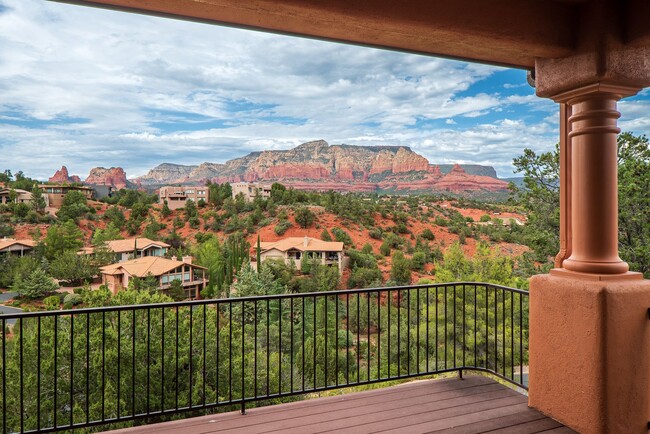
[{"xmin": 109, "ymin": 376, "xmax": 572, "ymax": 434}]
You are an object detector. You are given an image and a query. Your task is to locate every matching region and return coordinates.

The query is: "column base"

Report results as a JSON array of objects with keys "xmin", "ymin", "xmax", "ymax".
[{"xmin": 529, "ymin": 273, "xmax": 650, "ymax": 433}]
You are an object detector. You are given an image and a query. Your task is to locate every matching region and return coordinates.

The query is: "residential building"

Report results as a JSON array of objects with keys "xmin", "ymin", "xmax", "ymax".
[
  {"xmin": 158, "ymin": 186, "xmax": 209, "ymax": 210},
  {"xmin": 231, "ymin": 182, "xmax": 271, "ymax": 202},
  {"xmin": 0, "ymin": 238, "xmax": 36, "ymax": 256},
  {"xmin": 80, "ymin": 237, "xmax": 170, "ymax": 263},
  {"xmin": 258, "ymin": 236, "xmax": 345, "ymax": 272},
  {"xmin": 39, "ymin": 184, "xmax": 94, "ymax": 208},
  {"xmin": 0, "ymin": 188, "xmax": 35, "ymax": 205},
  {"xmin": 100, "ymin": 256, "xmax": 207, "ymax": 299}
]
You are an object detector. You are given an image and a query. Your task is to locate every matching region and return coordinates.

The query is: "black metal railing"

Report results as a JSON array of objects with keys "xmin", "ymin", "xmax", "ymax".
[{"xmin": 0, "ymin": 282, "xmax": 528, "ymax": 433}]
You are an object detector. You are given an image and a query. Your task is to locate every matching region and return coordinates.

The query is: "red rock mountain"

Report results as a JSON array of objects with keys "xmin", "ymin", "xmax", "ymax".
[
  {"xmin": 48, "ymin": 166, "xmax": 81, "ymax": 183},
  {"xmin": 135, "ymin": 140, "xmax": 509, "ymax": 194},
  {"xmin": 84, "ymin": 167, "xmax": 128, "ymax": 190}
]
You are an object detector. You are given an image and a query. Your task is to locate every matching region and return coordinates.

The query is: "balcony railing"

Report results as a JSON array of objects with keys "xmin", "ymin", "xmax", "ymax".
[{"xmin": 0, "ymin": 282, "xmax": 528, "ymax": 433}]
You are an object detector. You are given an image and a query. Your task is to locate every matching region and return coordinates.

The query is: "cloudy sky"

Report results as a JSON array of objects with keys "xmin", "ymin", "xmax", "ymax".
[{"xmin": 1, "ymin": 0, "xmax": 649, "ymax": 180}]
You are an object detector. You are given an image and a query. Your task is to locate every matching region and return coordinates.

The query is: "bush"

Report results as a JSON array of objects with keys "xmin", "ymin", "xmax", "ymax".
[
  {"xmin": 421, "ymin": 228, "xmax": 435, "ymax": 240},
  {"xmin": 368, "ymin": 227, "xmax": 383, "ymax": 240},
  {"xmin": 331, "ymin": 227, "xmax": 354, "ymax": 248},
  {"xmin": 347, "ymin": 267, "xmax": 383, "ymax": 288},
  {"xmin": 379, "ymin": 241, "xmax": 391, "ymax": 257},
  {"xmin": 294, "ymin": 207, "xmax": 315, "ymax": 228},
  {"xmin": 43, "ymin": 295, "xmax": 61, "ymax": 311},
  {"xmin": 411, "ymin": 251, "xmax": 426, "ymax": 271},
  {"xmin": 13, "ymin": 268, "xmax": 58, "ymax": 299},
  {"xmin": 274, "ymin": 221, "xmax": 292, "ymax": 236},
  {"xmin": 320, "ymin": 228, "xmax": 332, "ymax": 241},
  {"xmin": 63, "ymin": 293, "xmax": 83, "ymax": 307}
]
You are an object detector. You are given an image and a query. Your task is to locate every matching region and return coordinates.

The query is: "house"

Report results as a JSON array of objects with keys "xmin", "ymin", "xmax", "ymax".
[
  {"xmin": 231, "ymin": 182, "xmax": 271, "ymax": 202},
  {"xmin": 39, "ymin": 184, "xmax": 94, "ymax": 208},
  {"xmin": 0, "ymin": 188, "xmax": 35, "ymax": 205},
  {"xmin": 0, "ymin": 238, "xmax": 36, "ymax": 256},
  {"xmin": 81, "ymin": 237, "xmax": 170, "ymax": 263},
  {"xmin": 99, "ymin": 256, "xmax": 207, "ymax": 299},
  {"xmin": 158, "ymin": 186, "xmax": 209, "ymax": 210},
  {"xmin": 258, "ymin": 236, "xmax": 345, "ymax": 272}
]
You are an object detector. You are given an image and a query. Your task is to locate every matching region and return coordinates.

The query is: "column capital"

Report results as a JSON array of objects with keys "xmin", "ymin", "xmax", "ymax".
[{"xmin": 549, "ymin": 82, "xmax": 641, "ymax": 104}]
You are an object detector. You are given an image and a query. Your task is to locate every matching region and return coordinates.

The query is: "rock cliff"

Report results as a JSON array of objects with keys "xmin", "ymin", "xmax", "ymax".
[
  {"xmin": 135, "ymin": 140, "xmax": 509, "ymax": 194},
  {"xmin": 49, "ymin": 166, "xmax": 81, "ymax": 184},
  {"xmin": 84, "ymin": 167, "xmax": 129, "ymax": 190}
]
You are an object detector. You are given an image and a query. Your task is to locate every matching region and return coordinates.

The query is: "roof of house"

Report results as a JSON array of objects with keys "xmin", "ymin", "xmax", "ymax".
[
  {"xmin": 0, "ymin": 188, "xmax": 31, "ymax": 195},
  {"xmin": 260, "ymin": 237, "xmax": 344, "ymax": 253},
  {"xmin": 0, "ymin": 238, "xmax": 37, "ymax": 251},
  {"xmin": 105, "ymin": 237, "xmax": 170, "ymax": 253},
  {"xmin": 100, "ymin": 256, "xmax": 206, "ymax": 277}
]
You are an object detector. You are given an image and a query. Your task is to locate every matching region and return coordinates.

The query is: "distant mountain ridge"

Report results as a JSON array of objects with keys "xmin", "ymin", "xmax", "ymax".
[{"xmin": 134, "ymin": 140, "xmax": 509, "ymax": 194}]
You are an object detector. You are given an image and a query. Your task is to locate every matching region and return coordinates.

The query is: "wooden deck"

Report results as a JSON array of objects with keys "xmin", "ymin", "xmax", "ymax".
[{"xmin": 110, "ymin": 375, "xmax": 572, "ymax": 434}]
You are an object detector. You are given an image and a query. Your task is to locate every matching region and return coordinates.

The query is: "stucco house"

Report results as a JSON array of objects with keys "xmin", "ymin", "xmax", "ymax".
[
  {"xmin": 99, "ymin": 256, "xmax": 207, "ymax": 299},
  {"xmin": 258, "ymin": 237, "xmax": 345, "ymax": 272},
  {"xmin": 0, "ymin": 188, "xmax": 35, "ymax": 205},
  {"xmin": 39, "ymin": 184, "xmax": 94, "ymax": 208},
  {"xmin": 80, "ymin": 237, "xmax": 170, "ymax": 263},
  {"xmin": 0, "ymin": 238, "xmax": 36, "ymax": 256},
  {"xmin": 231, "ymin": 182, "xmax": 272, "ymax": 202},
  {"xmin": 158, "ymin": 186, "xmax": 209, "ymax": 210}
]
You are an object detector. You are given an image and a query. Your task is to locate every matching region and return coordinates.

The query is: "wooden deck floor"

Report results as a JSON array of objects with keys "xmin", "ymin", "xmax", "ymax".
[{"xmin": 110, "ymin": 375, "xmax": 572, "ymax": 434}]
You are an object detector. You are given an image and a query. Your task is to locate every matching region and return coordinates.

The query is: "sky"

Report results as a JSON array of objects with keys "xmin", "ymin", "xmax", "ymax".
[{"xmin": 1, "ymin": 1, "xmax": 649, "ymax": 180}]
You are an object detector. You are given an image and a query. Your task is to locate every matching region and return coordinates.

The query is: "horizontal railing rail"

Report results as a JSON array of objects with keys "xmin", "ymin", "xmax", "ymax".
[{"xmin": 0, "ymin": 282, "xmax": 529, "ymax": 433}]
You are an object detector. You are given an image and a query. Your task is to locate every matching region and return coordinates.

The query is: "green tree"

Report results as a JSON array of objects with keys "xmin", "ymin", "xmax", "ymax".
[
  {"xmin": 194, "ymin": 237, "xmax": 225, "ymax": 298},
  {"xmin": 30, "ymin": 185, "xmax": 46, "ymax": 212},
  {"xmin": 49, "ymin": 251, "xmax": 97, "ymax": 285},
  {"xmin": 617, "ymin": 132, "xmax": 650, "ymax": 277},
  {"xmin": 44, "ymin": 221, "xmax": 84, "ymax": 260},
  {"xmin": 161, "ymin": 199, "xmax": 172, "ymax": 217},
  {"xmin": 13, "ymin": 267, "xmax": 58, "ymax": 299},
  {"xmin": 92, "ymin": 222, "xmax": 122, "ymax": 245},
  {"xmin": 295, "ymin": 207, "xmax": 315, "ymax": 228},
  {"xmin": 56, "ymin": 190, "xmax": 91, "ymax": 222},
  {"xmin": 390, "ymin": 251, "xmax": 411, "ymax": 285}
]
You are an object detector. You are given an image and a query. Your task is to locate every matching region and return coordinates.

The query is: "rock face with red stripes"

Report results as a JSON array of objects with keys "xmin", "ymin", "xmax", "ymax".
[
  {"xmin": 48, "ymin": 166, "xmax": 81, "ymax": 184},
  {"xmin": 135, "ymin": 140, "xmax": 508, "ymax": 194},
  {"xmin": 84, "ymin": 167, "xmax": 129, "ymax": 190}
]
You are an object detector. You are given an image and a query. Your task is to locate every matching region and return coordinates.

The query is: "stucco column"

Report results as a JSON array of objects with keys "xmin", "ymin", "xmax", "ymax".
[
  {"xmin": 551, "ymin": 83, "xmax": 638, "ymax": 275},
  {"xmin": 529, "ymin": 82, "xmax": 649, "ymax": 434}
]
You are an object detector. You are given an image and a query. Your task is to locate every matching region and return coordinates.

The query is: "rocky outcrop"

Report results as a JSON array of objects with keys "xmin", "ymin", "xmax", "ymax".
[
  {"xmin": 136, "ymin": 163, "xmax": 198, "ymax": 185},
  {"xmin": 435, "ymin": 164, "xmax": 509, "ymax": 192},
  {"xmin": 49, "ymin": 166, "xmax": 81, "ymax": 184},
  {"xmin": 134, "ymin": 140, "xmax": 509, "ymax": 194},
  {"xmin": 84, "ymin": 167, "xmax": 129, "ymax": 190}
]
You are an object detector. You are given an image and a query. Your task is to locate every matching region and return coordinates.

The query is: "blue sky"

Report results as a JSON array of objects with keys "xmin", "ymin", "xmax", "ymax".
[{"xmin": 1, "ymin": 0, "xmax": 649, "ymax": 180}]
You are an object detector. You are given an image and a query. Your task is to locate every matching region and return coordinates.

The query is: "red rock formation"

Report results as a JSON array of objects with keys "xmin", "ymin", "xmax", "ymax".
[
  {"xmin": 84, "ymin": 167, "xmax": 128, "ymax": 190},
  {"xmin": 49, "ymin": 166, "xmax": 81, "ymax": 183},
  {"xmin": 435, "ymin": 165, "xmax": 509, "ymax": 192},
  {"xmin": 135, "ymin": 140, "xmax": 509, "ymax": 194}
]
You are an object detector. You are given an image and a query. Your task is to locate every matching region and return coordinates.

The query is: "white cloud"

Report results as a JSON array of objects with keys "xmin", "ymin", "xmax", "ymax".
[{"xmin": 0, "ymin": 0, "xmax": 647, "ymax": 181}]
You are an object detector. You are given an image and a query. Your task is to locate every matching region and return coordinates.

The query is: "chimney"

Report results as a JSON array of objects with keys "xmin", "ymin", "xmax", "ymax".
[
  {"xmin": 182, "ymin": 256, "xmax": 193, "ymax": 265},
  {"xmin": 303, "ymin": 236, "xmax": 309, "ymax": 248}
]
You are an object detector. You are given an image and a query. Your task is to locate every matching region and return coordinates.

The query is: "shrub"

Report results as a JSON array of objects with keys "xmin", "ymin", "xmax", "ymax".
[
  {"xmin": 421, "ymin": 228, "xmax": 435, "ymax": 240},
  {"xmin": 63, "ymin": 293, "xmax": 83, "ymax": 308},
  {"xmin": 368, "ymin": 227, "xmax": 383, "ymax": 240},
  {"xmin": 294, "ymin": 207, "xmax": 315, "ymax": 228},
  {"xmin": 411, "ymin": 251, "xmax": 427, "ymax": 271},
  {"xmin": 274, "ymin": 220, "xmax": 293, "ymax": 236},
  {"xmin": 331, "ymin": 227, "xmax": 354, "ymax": 248},
  {"xmin": 320, "ymin": 228, "xmax": 332, "ymax": 241},
  {"xmin": 379, "ymin": 241, "xmax": 391, "ymax": 257},
  {"xmin": 43, "ymin": 295, "xmax": 61, "ymax": 311}
]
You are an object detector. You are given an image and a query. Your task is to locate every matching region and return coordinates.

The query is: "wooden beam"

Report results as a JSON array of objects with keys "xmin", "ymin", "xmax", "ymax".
[{"xmin": 49, "ymin": 0, "xmax": 577, "ymax": 69}]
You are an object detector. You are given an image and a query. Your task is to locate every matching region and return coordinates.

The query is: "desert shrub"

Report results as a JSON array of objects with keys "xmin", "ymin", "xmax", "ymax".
[{"xmin": 274, "ymin": 221, "xmax": 292, "ymax": 236}]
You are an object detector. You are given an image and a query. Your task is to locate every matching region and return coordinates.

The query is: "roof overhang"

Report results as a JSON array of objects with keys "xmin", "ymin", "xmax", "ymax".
[{"xmin": 46, "ymin": 0, "xmax": 597, "ymax": 70}]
